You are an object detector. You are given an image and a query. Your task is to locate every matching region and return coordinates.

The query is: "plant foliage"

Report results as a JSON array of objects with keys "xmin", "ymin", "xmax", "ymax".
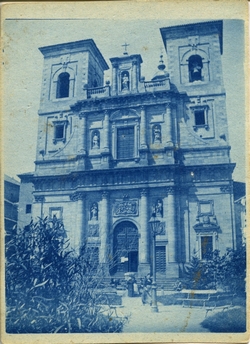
[
  {"xmin": 201, "ymin": 307, "xmax": 246, "ymax": 332},
  {"xmin": 6, "ymin": 218, "xmax": 124, "ymax": 333},
  {"xmin": 184, "ymin": 246, "xmax": 246, "ymax": 293}
]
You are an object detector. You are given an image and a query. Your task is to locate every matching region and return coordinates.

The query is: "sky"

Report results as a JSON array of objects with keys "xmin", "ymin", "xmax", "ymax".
[{"xmin": 2, "ymin": 18, "xmax": 246, "ymax": 182}]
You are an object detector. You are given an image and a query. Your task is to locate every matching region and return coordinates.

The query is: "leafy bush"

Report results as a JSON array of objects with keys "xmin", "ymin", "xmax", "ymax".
[
  {"xmin": 184, "ymin": 246, "xmax": 246, "ymax": 293},
  {"xmin": 201, "ymin": 307, "xmax": 246, "ymax": 332},
  {"xmin": 6, "ymin": 218, "xmax": 124, "ymax": 333}
]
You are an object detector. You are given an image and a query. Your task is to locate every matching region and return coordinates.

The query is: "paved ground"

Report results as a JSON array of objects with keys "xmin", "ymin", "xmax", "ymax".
[{"xmin": 109, "ymin": 293, "xmax": 210, "ymax": 333}]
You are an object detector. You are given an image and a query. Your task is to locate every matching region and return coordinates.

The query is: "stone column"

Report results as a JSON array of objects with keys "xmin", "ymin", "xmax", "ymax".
[
  {"xmin": 103, "ymin": 111, "xmax": 109, "ymax": 151},
  {"xmin": 78, "ymin": 112, "xmax": 87, "ymax": 154},
  {"xmin": 140, "ymin": 106, "xmax": 147, "ymax": 149},
  {"xmin": 70, "ymin": 192, "xmax": 85, "ymax": 254},
  {"xmin": 138, "ymin": 189, "xmax": 150, "ymax": 277},
  {"xmin": 100, "ymin": 191, "xmax": 109, "ymax": 268},
  {"xmin": 112, "ymin": 63, "xmax": 118, "ymax": 95},
  {"xmin": 165, "ymin": 103, "xmax": 173, "ymax": 146},
  {"xmin": 166, "ymin": 187, "xmax": 178, "ymax": 277}
]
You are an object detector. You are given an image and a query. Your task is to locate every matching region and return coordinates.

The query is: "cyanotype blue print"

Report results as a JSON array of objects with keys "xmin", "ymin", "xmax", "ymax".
[{"xmin": 4, "ymin": 18, "xmax": 246, "ymax": 334}]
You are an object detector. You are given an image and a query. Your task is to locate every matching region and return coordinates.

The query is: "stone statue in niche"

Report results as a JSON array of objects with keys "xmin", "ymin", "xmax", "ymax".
[
  {"xmin": 155, "ymin": 199, "xmax": 163, "ymax": 217},
  {"xmin": 92, "ymin": 131, "xmax": 99, "ymax": 149},
  {"xmin": 153, "ymin": 125, "xmax": 161, "ymax": 143},
  {"xmin": 121, "ymin": 71, "xmax": 129, "ymax": 91},
  {"xmin": 90, "ymin": 202, "xmax": 98, "ymax": 220}
]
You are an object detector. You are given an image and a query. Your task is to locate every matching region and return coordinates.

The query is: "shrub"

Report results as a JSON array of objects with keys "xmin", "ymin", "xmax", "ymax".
[
  {"xmin": 201, "ymin": 307, "xmax": 246, "ymax": 332},
  {"xmin": 6, "ymin": 218, "xmax": 124, "ymax": 333},
  {"xmin": 184, "ymin": 245, "xmax": 246, "ymax": 293}
]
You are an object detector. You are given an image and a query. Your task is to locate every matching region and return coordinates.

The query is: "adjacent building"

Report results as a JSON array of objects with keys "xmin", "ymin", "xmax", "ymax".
[
  {"xmin": 4, "ymin": 175, "xmax": 20, "ymax": 239},
  {"xmin": 18, "ymin": 21, "xmax": 238, "ymax": 279}
]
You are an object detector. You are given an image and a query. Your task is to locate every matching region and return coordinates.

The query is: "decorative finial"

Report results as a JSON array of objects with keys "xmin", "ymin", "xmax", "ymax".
[
  {"xmin": 122, "ymin": 42, "xmax": 129, "ymax": 55},
  {"xmin": 158, "ymin": 53, "xmax": 166, "ymax": 71}
]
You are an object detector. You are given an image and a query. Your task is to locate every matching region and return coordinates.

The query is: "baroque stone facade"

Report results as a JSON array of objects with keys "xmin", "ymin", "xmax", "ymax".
[{"xmin": 18, "ymin": 21, "xmax": 237, "ymax": 279}]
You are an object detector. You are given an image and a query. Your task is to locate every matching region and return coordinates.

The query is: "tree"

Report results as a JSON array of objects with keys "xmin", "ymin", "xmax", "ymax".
[{"xmin": 6, "ymin": 218, "xmax": 124, "ymax": 333}]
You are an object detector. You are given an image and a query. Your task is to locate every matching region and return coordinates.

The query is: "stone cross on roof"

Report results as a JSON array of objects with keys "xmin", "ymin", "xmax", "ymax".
[{"xmin": 122, "ymin": 42, "xmax": 129, "ymax": 55}]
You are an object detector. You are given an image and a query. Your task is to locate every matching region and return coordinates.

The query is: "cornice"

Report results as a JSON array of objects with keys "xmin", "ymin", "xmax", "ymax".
[{"xmin": 70, "ymin": 90, "xmax": 181, "ymax": 114}]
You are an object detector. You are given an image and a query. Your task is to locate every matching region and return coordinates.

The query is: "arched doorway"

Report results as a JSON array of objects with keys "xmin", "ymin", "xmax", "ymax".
[{"xmin": 112, "ymin": 221, "xmax": 139, "ymax": 274}]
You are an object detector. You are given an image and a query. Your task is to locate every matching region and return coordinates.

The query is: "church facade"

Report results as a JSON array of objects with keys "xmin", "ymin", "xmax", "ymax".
[{"xmin": 18, "ymin": 21, "xmax": 237, "ymax": 279}]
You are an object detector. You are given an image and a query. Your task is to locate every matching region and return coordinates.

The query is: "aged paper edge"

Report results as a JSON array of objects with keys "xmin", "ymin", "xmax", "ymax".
[{"xmin": 0, "ymin": 1, "xmax": 249, "ymax": 343}]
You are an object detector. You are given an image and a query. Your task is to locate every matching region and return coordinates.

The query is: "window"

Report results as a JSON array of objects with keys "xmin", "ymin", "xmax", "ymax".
[
  {"xmin": 26, "ymin": 204, "xmax": 32, "ymax": 214},
  {"xmin": 188, "ymin": 55, "xmax": 203, "ymax": 82},
  {"xmin": 56, "ymin": 72, "xmax": 70, "ymax": 98},
  {"xmin": 117, "ymin": 127, "xmax": 134, "ymax": 159},
  {"xmin": 53, "ymin": 120, "xmax": 68, "ymax": 144},
  {"xmin": 201, "ymin": 236, "xmax": 213, "ymax": 260},
  {"xmin": 195, "ymin": 110, "xmax": 205, "ymax": 126},
  {"xmin": 191, "ymin": 106, "xmax": 209, "ymax": 131},
  {"xmin": 55, "ymin": 125, "xmax": 64, "ymax": 139}
]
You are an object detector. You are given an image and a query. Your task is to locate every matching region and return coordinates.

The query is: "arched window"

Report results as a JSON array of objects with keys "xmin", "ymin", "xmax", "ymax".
[
  {"xmin": 56, "ymin": 72, "xmax": 70, "ymax": 98},
  {"xmin": 188, "ymin": 55, "xmax": 203, "ymax": 82}
]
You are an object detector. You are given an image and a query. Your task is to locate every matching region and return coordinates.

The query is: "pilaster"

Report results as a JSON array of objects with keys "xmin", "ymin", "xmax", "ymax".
[
  {"xmin": 165, "ymin": 103, "xmax": 174, "ymax": 147},
  {"xmin": 100, "ymin": 191, "xmax": 110, "ymax": 270},
  {"xmin": 166, "ymin": 186, "xmax": 179, "ymax": 277},
  {"xmin": 111, "ymin": 63, "xmax": 118, "ymax": 96},
  {"xmin": 70, "ymin": 192, "xmax": 85, "ymax": 253},
  {"xmin": 138, "ymin": 189, "xmax": 150, "ymax": 277},
  {"xmin": 77, "ymin": 112, "xmax": 87, "ymax": 170}
]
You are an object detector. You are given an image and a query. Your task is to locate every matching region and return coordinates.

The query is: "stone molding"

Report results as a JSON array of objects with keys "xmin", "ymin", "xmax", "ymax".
[
  {"xmin": 70, "ymin": 192, "xmax": 85, "ymax": 201},
  {"xmin": 70, "ymin": 91, "xmax": 175, "ymax": 113},
  {"xmin": 32, "ymin": 164, "xmax": 234, "ymax": 192},
  {"xmin": 220, "ymin": 185, "xmax": 233, "ymax": 194},
  {"xmin": 34, "ymin": 195, "xmax": 45, "ymax": 203},
  {"xmin": 140, "ymin": 188, "xmax": 148, "ymax": 197},
  {"xmin": 102, "ymin": 191, "xmax": 109, "ymax": 199},
  {"xmin": 79, "ymin": 112, "xmax": 87, "ymax": 119},
  {"xmin": 166, "ymin": 186, "xmax": 175, "ymax": 195}
]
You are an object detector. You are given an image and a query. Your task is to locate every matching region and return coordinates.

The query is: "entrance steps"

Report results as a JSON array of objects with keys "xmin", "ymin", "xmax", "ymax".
[
  {"xmin": 156, "ymin": 278, "xmax": 177, "ymax": 291},
  {"xmin": 107, "ymin": 274, "xmax": 177, "ymax": 291}
]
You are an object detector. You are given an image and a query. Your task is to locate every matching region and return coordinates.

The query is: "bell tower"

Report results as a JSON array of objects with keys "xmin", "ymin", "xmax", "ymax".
[
  {"xmin": 160, "ymin": 20, "xmax": 224, "ymax": 94},
  {"xmin": 38, "ymin": 39, "xmax": 109, "ymax": 113},
  {"xmin": 160, "ymin": 21, "xmax": 230, "ymax": 163}
]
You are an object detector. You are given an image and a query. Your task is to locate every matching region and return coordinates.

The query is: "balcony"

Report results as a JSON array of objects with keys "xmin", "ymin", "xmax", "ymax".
[
  {"xmin": 144, "ymin": 78, "xmax": 170, "ymax": 92},
  {"xmin": 86, "ymin": 85, "xmax": 111, "ymax": 99}
]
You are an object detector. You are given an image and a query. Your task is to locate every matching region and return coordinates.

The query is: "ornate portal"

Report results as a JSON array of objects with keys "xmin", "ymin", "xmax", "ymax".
[{"xmin": 113, "ymin": 199, "xmax": 139, "ymax": 217}]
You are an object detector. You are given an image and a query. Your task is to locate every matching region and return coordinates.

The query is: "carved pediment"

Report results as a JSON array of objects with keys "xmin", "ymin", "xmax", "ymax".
[{"xmin": 110, "ymin": 109, "xmax": 139, "ymax": 121}]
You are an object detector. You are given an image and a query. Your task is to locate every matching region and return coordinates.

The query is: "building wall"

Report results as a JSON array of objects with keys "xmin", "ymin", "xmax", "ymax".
[
  {"xmin": 4, "ymin": 176, "xmax": 20, "ymax": 238},
  {"xmin": 17, "ymin": 177, "xmax": 34, "ymax": 229},
  {"xmin": 18, "ymin": 20, "xmax": 237, "ymax": 279}
]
